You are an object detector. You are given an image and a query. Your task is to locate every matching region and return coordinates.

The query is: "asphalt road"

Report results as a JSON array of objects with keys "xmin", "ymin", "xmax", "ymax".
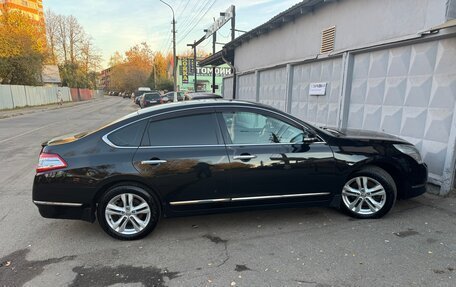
[{"xmin": 0, "ymin": 96, "xmax": 455, "ymax": 287}]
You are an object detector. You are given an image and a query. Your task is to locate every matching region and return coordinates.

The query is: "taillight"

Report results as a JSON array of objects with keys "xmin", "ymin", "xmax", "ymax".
[{"xmin": 36, "ymin": 153, "xmax": 67, "ymax": 173}]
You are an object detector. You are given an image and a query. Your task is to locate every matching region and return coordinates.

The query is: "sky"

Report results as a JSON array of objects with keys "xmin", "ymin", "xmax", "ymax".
[{"xmin": 43, "ymin": 0, "xmax": 302, "ymax": 69}]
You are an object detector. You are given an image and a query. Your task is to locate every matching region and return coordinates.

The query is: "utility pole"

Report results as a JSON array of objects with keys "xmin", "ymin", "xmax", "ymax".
[
  {"xmin": 160, "ymin": 0, "xmax": 177, "ymax": 102},
  {"xmin": 187, "ymin": 36, "xmax": 205, "ymax": 93},
  {"xmin": 212, "ymin": 31, "xmax": 216, "ymax": 93},
  {"xmin": 193, "ymin": 43, "xmax": 197, "ymax": 92},
  {"xmin": 231, "ymin": 6, "xmax": 236, "ymax": 41},
  {"xmin": 172, "ymin": 17, "xmax": 177, "ymax": 101}
]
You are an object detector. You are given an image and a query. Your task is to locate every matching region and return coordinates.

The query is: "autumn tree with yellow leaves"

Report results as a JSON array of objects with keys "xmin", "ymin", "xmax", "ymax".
[
  {"xmin": 109, "ymin": 43, "xmax": 174, "ymax": 91},
  {"xmin": 0, "ymin": 7, "xmax": 46, "ymax": 85}
]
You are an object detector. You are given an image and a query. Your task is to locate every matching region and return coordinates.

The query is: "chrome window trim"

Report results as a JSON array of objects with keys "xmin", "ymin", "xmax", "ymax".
[
  {"xmin": 33, "ymin": 200, "xmax": 83, "ymax": 207},
  {"xmin": 225, "ymin": 142, "xmax": 326, "ymax": 147},
  {"xmin": 169, "ymin": 198, "xmax": 231, "ymax": 206},
  {"xmin": 101, "ymin": 105, "xmax": 327, "ymax": 149},
  {"xmin": 169, "ymin": 192, "xmax": 331, "ymax": 206},
  {"xmin": 136, "ymin": 142, "xmax": 326, "ymax": 149},
  {"xmin": 138, "ymin": 144, "xmax": 224, "ymax": 149}
]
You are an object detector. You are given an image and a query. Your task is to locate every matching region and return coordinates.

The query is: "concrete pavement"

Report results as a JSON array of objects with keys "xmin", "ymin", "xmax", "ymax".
[{"xmin": 0, "ymin": 96, "xmax": 455, "ymax": 287}]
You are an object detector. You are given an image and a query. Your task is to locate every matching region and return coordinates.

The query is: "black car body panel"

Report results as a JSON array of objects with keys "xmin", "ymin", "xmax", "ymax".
[{"xmin": 33, "ymin": 100, "xmax": 428, "ymax": 223}]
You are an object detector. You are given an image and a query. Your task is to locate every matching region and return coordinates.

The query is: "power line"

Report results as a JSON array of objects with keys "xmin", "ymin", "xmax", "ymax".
[
  {"xmin": 178, "ymin": 0, "xmax": 213, "ymax": 37},
  {"xmin": 176, "ymin": 0, "xmax": 210, "ymax": 33},
  {"xmin": 176, "ymin": 0, "xmax": 191, "ymax": 22},
  {"xmin": 159, "ymin": 32, "xmax": 172, "ymax": 53},
  {"xmin": 177, "ymin": 0, "xmax": 218, "ymax": 45}
]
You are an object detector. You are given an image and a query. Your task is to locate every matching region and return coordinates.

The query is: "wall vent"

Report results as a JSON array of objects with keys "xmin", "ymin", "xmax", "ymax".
[{"xmin": 320, "ymin": 26, "xmax": 336, "ymax": 54}]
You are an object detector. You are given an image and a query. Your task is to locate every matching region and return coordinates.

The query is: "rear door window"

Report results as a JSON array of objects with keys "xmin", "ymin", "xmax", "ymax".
[
  {"xmin": 145, "ymin": 113, "xmax": 219, "ymax": 146},
  {"xmin": 107, "ymin": 120, "xmax": 146, "ymax": 147}
]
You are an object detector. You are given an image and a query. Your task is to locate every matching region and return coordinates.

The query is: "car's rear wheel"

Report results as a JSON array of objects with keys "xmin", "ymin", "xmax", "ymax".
[
  {"xmin": 97, "ymin": 184, "xmax": 160, "ymax": 240},
  {"xmin": 340, "ymin": 166, "xmax": 396, "ymax": 219}
]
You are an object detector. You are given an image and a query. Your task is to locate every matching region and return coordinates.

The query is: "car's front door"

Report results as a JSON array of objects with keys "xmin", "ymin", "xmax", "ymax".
[
  {"xmin": 132, "ymin": 109, "xmax": 231, "ymax": 210},
  {"xmin": 216, "ymin": 107, "xmax": 336, "ymax": 204}
]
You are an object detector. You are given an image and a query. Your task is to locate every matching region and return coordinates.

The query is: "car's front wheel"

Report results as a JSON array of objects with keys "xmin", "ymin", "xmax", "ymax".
[
  {"xmin": 341, "ymin": 166, "xmax": 396, "ymax": 219},
  {"xmin": 97, "ymin": 184, "xmax": 160, "ymax": 240}
]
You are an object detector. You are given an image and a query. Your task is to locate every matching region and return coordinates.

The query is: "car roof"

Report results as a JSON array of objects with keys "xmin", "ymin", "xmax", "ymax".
[{"xmin": 136, "ymin": 99, "xmax": 265, "ymax": 116}]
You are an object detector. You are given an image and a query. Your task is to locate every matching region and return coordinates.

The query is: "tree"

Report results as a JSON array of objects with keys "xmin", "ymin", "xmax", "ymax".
[
  {"xmin": 107, "ymin": 44, "xmax": 178, "ymax": 91},
  {"xmin": 109, "ymin": 43, "xmax": 154, "ymax": 91},
  {"xmin": 0, "ymin": 7, "xmax": 46, "ymax": 85},
  {"xmin": 109, "ymin": 51, "xmax": 124, "ymax": 67},
  {"xmin": 45, "ymin": 9, "xmax": 101, "ymax": 88}
]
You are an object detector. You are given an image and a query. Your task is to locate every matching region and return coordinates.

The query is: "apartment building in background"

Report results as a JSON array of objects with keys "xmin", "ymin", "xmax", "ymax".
[{"xmin": 0, "ymin": 0, "xmax": 44, "ymax": 22}]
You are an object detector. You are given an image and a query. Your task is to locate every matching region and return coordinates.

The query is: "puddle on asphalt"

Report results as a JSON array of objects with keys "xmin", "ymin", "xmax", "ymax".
[
  {"xmin": 202, "ymin": 234, "xmax": 227, "ymax": 244},
  {"xmin": 69, "ymin": 265, "xmax": 179, "ymax": 287},
  {"xmin": 234, "ymin": 264, "xmax": 251, "ymax": 272},
  {"xmin": 0, "ymin": 248, "xmax": 179, "ymax": 287},
  {"xmin": 0, "ymin": 248, "xmax": 76, "ymax": 286}
]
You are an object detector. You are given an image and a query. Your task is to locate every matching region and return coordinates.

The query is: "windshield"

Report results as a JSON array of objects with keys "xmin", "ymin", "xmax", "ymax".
[{"xmin": 145, "ymin": 93, "xmax": 160, "ymax": 100}]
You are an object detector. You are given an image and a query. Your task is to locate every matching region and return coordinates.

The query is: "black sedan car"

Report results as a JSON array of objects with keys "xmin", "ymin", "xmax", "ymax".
[
  {"xmin": 164, "ymin": 91, "xmax": 184, "ymax": 102},
  {"xmin": 139, "ymin": 92, "xmax": 162, "ymax": 108},
  {"xmin": 33, "ymin": 100, "xmax": 427, "ymax": 240}
]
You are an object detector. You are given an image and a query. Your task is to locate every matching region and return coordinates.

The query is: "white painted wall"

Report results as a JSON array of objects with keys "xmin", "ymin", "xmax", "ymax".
[{"xmin": 234, "ymin": 0, "xmax": 448, "ymax": 72}]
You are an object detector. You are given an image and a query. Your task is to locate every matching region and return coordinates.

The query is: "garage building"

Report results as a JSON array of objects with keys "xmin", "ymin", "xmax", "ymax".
[{"xmin": 200, "ymin": 0, "xmax": 456, "ymax": 195}]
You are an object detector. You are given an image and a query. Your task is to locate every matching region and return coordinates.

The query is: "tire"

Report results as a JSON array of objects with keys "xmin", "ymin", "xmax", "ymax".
[
  {"xmin": 340, "ymin": 166, "xmax": 396, "ymax": 219},
  {"xmin": 97, "ymin": 184, "xmax": 160, "ymax": 240}
]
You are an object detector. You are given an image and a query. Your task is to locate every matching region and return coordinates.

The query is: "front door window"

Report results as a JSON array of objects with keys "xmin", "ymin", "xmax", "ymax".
[{"xmin": 222, "ymin": 111, "xmax": 306, "ymax": 145}]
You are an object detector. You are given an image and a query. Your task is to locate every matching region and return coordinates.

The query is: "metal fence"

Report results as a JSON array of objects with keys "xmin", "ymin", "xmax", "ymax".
[{"xmin": 0, "ymin": 85, "xmax": 104, "ymax": 110}]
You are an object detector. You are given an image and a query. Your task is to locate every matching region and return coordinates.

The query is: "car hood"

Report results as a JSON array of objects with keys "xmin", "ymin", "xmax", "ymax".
[
  {"xmin": 322, "ymin": 128, "xmax": 408, "ymax": 143},
  {"xmin": 42, "ymin": 132, "xmax": 87, "ymax": 147}
]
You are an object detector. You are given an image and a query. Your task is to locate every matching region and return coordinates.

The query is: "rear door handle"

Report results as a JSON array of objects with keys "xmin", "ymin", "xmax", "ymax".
[
  {"xmin": 233, "ymin": 155, "xmax": 257, "ymax": 160},
  {"xmin": 141, "ymin": 160, "xmax": 167, "ymax": 165}
]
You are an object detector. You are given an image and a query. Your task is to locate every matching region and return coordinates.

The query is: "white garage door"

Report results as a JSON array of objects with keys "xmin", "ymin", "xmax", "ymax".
[
  {"xmin": 347, "ymin": 38, "xmax": 456, "ymax": 181},
  {"xmin": 290, "ymin": 58, "xmax": 342, "ymax": 127}
]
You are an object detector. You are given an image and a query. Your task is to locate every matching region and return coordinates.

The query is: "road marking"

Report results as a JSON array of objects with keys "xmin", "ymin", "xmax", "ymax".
[
  {"xmin": 0, "ymin": 123, "xmax": 56, "ymax": 144},
  {"xmin": 0, "ymin": 98, "xmax": 131, "ymax": 144}
]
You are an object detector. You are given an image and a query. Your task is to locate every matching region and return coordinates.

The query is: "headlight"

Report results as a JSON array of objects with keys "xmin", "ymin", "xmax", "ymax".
[{"xmin": 393, "ymin": 144, "xmax": 423, "ymax": 164}]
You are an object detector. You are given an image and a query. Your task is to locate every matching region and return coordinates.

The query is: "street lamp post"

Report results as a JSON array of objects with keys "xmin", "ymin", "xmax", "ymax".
[{"xmin": 159, "ymin": 0, "xmax": 177, "ymax": 102}]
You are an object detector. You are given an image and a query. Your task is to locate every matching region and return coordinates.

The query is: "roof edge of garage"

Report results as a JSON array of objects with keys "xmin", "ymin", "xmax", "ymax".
[
  {"xmin": 199, "ymin": 0, "xmax": 333, "ymax": 67},
  {"xmin": 199, "ymin": 51, "xmax": 225, "ymax": 67},
  {"xmin": 225, "ymin": 0, "xmax": 332, "ymax": 50}
]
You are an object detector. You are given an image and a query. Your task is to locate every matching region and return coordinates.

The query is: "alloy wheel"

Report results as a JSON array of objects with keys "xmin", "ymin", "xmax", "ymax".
[
  {"xmin": 341, "ymin": 176, "xmax": 386, "ymax": 215},
  {"xmin": 105, "ymin": 193, "xmax": 151, "ymax": 235}
]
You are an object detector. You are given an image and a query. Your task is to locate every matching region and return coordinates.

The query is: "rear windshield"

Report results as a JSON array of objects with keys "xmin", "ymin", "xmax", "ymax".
[{"xmin": 145, "ymin": 93, "xmax": 160, "ymax": 100}]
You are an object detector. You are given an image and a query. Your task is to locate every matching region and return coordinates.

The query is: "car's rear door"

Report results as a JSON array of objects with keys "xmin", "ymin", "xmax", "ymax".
[
  {"xmin": 132, "ymin": 108, "xmax": 231, "ymax": 211},
  {"xmin": 216, "ymin": 106, "xmax": 335, "ymax": 204}
]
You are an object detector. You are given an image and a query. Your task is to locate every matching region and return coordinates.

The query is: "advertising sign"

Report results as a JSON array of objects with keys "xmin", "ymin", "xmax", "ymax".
[
  {"xmin": 180, "ymin": 59, "xmax": 232, "ymax": 76},
  {"xmin": 182, "ymin": 58, "xmax": 189, "ymax": 84},
  {"xmin": 205, "ymin": 5, "xmax": 234, "ymax": 39}
]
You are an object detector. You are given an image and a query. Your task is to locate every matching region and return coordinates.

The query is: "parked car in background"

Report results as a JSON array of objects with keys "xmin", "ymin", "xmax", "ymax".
[
  {"xmin": 33, "ymin": 100, "xmax": 427, "ymax": 240},
  {"xmin": 164, "ymin": 91, "xmax": 184, "ymax": 102},
  {"xmin": 134, "ymin": 94, "xmax": 142, "ymax": 105},
  {"xmin": 122, "ymin": 91, "xmax": 131, "ymax": 99},
  {"xmin": 184, "ymin": 92, "xmax": 223, "ymax": 101},
  {"xmin": 133, "ymin": 88, "xmax": 156, "ymax": 105},
  {"xmin": 140, "ymin": 92, "xmax": 162, "ymax": 108},
  {"xmin": 160, "ymin": 95, "xmax": 170, "ymax": 104}
]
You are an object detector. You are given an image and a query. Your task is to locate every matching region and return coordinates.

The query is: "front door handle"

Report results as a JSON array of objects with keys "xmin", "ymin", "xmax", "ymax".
[
  {"xmin": 141, "ymin": 160, "xmax": 167, "ymax": 165},
  {"xmin": 233, "ymin": 155, "xmax": 257, "ymax": 160}
]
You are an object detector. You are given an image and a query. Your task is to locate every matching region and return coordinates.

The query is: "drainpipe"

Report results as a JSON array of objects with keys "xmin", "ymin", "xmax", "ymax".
[{"xmin": 221, "ymin": 48, "xmax": 236, "ymax": 99}]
